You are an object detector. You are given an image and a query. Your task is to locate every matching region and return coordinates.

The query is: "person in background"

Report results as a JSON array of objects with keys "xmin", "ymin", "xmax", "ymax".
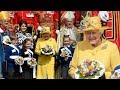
[
  {"xmin": 16, "ymin": 20, "xmax": 32, "ymax": 49},
  {"xmin": 57, "ymin": 11, "xmax": 81, "ymax": 50},
  {"xmin": 0, "ymin": 33, "xmax": 4, "ymax": 78},
  {"xmin": 0, "ymin": 11, "xmax": 10, "ymax": 79},
  {"xmin": 57, "ymin": 35, "xmax": 75, "ymax": 79},
  {"xmin": 0, "ymin": 11, "xmax": 11, "ymax": 37},
  {"xmin": 2, "ymin": 35, "xmax": 11, "ymax": 78}
]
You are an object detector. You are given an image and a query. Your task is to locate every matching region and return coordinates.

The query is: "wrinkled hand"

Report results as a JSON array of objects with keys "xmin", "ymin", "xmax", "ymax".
[{"xmin": 98, "ymin": 11, "xmax": 109, "ymax": 22}]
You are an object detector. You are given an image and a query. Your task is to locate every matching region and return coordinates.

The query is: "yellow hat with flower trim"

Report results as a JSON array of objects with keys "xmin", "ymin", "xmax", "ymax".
[
  {"xmin": 78, "ymin": 16, "xmax": 110, "ymax": 33},
  {"xmin": 40, "ymin": 26, "xmax": 52, "ymax": 34}
]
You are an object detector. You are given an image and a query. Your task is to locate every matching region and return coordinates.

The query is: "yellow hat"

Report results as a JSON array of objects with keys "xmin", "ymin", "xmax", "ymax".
[
  {"xmin": 79, "ymin": 16, "xmax": 110, "ymax": 33},
  {"xmin": 0, "ymin": 11, "xmax": 10, "ymax": 20},
  {"xmin": 40, "ymin": 26, "xmax": 51, "ymax": 34}
]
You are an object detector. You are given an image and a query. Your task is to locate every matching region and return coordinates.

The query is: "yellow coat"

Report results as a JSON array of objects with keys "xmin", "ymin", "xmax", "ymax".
[
  {"xmin": 35, "ymin": 38, "xmax": 57, "ymax": 79},
  {"xmin": 69, "ymin": 38, "xmax": 120, "ymax": 79}
]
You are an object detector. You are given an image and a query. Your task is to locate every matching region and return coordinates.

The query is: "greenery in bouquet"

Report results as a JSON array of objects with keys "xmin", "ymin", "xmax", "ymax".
[
  {"xmin": 76, "ymin": 59, "xmax": 104, "ymax": 79},
  {"xmin": 41, "ymin": 45, "xmax": 54, "ymax": 55}
]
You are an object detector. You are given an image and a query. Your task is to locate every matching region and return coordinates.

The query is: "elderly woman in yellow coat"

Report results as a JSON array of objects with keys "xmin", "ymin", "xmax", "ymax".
[
  {"xmin": 35, "ymin": 27, "xmax": 57, "ymax": 79},
  {"xmin": 69, "ymin": 16, "xmax": 120, "ymax": 79}
]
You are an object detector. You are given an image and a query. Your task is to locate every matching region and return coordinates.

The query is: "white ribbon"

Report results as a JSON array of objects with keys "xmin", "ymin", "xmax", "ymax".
[
  {"xmin": 9, "ymin": 56, "xmax": 19, "ymax": 59},
  {"xmin": 19, "ymin": 65, "xmax": 23, "ymax": 73},
  {"xmin": 33, "ymin": 65, "xmax": 36, "ymax": 78},
  {"xmin": 23, "ymin": 57, "xmax": 31, "ymax": 61},
  {"xmin": 9, "ymin": 44, "xmax": 19, "ymax": 54}
]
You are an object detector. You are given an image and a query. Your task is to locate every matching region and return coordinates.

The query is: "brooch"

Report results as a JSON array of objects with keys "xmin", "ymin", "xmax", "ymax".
[{"xmin": 101, "ymin": 44, "xmax": 108, "ymax": 50}]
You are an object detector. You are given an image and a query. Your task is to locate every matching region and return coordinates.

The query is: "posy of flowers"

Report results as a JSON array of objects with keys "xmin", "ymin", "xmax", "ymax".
[{"xmin": 75, "ymin": 59, "xmax": 105, "ymax": 79}]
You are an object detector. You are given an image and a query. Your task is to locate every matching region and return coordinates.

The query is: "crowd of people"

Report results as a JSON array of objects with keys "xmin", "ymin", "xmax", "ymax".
[{"xmin": 0, "ymin": 11, "xmax": 120, "ymax": 79}]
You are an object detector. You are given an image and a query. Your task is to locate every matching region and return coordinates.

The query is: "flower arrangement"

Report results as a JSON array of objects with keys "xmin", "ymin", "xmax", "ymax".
[
  {"xmin": 75, "ymin": 59, "xmax": 105, "ymax": 79},
  {"xmin": 27, "ymin": 58, "xmax": 37, "ymax": 67},
  {"xmin": 14, "ymin": 56, "xmax": 24, "ymax": 65},
  {"xmin": 41, "ymin": 45, "xmax": 54, "ymax": 55}
]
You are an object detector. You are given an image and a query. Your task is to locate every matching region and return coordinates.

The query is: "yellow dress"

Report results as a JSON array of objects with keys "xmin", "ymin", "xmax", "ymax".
[
  {"xmin": 69, "ymin": 38, "xmax": 120, "ymax": 79},
  {"xmin": 35, "ymin": 38, "xmax": 57, "ymax": 79}
]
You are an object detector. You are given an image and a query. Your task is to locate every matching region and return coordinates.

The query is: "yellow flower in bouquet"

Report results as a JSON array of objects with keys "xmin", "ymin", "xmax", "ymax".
[
  {"xmin": 86, "ymin": 59, "xmax": 91, "ymax": 63},
  {"xmin": 15, "ymin": 56, "xmax": 24, "ymax": 65},
  {"xmin": 27, "ymin": 58, "xmax": 37, "ymax": 67},
  {"xmin": 61, "ymin": 51, "xmax": 66, "ymax": 57},
  {"xmin": 88, "ymin": 66, "xmax": 94, "ymax": 70},
  {"xmin": 41, "ymin": 45, "xmax": 54, "ymax": 55},
  {"xmin": 75, "ymin": 59, "xmax": 105, "ymax": 79}
]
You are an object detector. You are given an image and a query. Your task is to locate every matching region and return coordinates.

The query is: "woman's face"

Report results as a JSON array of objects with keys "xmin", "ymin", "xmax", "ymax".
[
  {"xmin": 85, "ymin": 30, "xmax": 102, "ymax": 46},
  {"xmin": 42, "ymin": 33, "xmax": 50, "ymax": 40},
  {"xmin": 25, "ymin": 41, "xmax": 32, "ymax": 49},
  {"xmin": 20, "ymin": 23, "xmax": 27, "ymax": 32}
]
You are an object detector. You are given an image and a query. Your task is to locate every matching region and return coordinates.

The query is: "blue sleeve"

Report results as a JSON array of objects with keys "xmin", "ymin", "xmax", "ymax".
[
  {"xmin": 5, "ymin": 46, "xmax": 14, "ymax": 63},
  {"xmin": 6, "ymin": 30, "xmax": 10, "ymax": 37}
]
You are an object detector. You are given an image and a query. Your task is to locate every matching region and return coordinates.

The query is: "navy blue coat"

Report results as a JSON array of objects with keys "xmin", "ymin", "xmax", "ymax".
[
  {"xmin": 5, "ymin": 44, "xmax": 22, "ymax": 68},
  {"xmin": 57, "ymin": 45, "xmax": 75, "ymax": 66}
]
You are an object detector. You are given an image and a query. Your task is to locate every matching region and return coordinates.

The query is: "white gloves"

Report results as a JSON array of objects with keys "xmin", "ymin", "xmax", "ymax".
[
  {"xmin": 0, "ymin": 28, "xmax": 4, "ymax": 33},
  {"xmin": 33, "ymin": 35, "xmax": 37, "ymax": 40},
  {"xmin": 56, "ymin": 30, "xmax": 60, "ymax": 35},
  {"xmin": 98, "ymin": 11, "xmax": 109, "ymax": 22},
  {"xmin": 37, "ymin": 26, "xmax": 42, "ymax": 31}
]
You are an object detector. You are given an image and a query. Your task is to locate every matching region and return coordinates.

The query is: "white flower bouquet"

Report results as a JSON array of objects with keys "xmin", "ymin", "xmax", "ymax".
[
  {"xmin": 14, "ymin": 56, "xmax": 24, "ymax": 65},
  {"xmin": 27, "ymin": 58, "xmax": 37, "ymax": 67},
  {"xmin": 41, "ymin": 45, "xmax": 54, "ymax": 55}
]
